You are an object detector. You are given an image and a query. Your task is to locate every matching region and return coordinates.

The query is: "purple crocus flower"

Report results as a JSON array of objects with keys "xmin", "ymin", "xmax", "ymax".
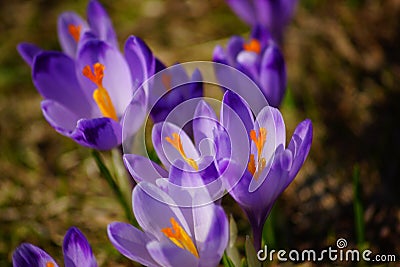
[
  {"xmin": 12, "ymin": 227, "xmax": 97, "ymax": 267},
  {"xmin": 213, "ymin": 26, "xmax": 286, "ymax": 108},
  {"xmin": 18, "ymin": 0, "xmax": 117, "ymax": 65},
  {"xmin": 124, "ymin": 100, "xmax": 225, "ymax": 203},
  {"xmin": 29, "ymin": 35, "xmax": 148, "ymax": 150},
  {"xmin": 219, "ymin": 91, "xmax": 312, "ymax": 249},
  {"xmin": 108, "ymin": 181, "xmax": 229, "ymax": 267},
  {"xmin": 17, "ymin": 0, "xmax": 157, "ymax": 150},
  {"xmin": 226, "ymin": 0, "xmax": 298, "ymax": 43},
  {"xmin": 18, "ymin": 32, "xmax": 155, "ymax": 150}
]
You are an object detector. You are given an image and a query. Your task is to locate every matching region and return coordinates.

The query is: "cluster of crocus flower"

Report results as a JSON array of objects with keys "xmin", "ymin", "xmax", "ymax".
[{"xmin": 14, "ymin": 0, "xmax": 311, "ymax": 266}]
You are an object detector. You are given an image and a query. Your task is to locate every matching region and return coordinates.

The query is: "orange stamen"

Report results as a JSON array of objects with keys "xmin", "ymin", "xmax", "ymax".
[
  {"xmin": 243, "ymin": 39, "xmax": 261, "ymax": 54},
  {"xmin": 165, "ymin": 133, "xmax": 198, "ymax": 170},
  {"xmin": 46, "ymin": 262, "xmax": 55, "ymax": 267},
  {"xmin": 82, "ymin": 63, "xmax": 118, "ymax": 121},
  {"xmin": 247, "ymin": 128, "xmax": 267, "ymax": 180},
  {"xmin": 161, "ymin": 217, "xmax": 199, "ymax": 258},
  {"xmin": 68, "ymin": 24, "xmax": 82, "ymax": 42}
]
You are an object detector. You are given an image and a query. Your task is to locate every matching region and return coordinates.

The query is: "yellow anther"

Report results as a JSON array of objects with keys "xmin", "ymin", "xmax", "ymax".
[
  {"xmin": 248, "ymin": 128, "xmax": 267, "ymax": 180},
  {"xmin": 68, "ymin": 24, "xmax": 82, "ymax": 43},
  {"xmin": 83, "ymin": 63, "xmax": 118, "ymax": 121},
  {"xmin": 243, "ymin": 39, "xmax": 261, "ymax": 54},
  {"xmin": 46, "ymin": 262, "xmax": 55, "ymax": 267},
  {"xmin": 162, "ymin": 73, "xmax": 172, "ymax": 92},
  {"xmin": 165, "ymin": 133, "xmax": 199, "ymax": 170},
  {"xmin": 161, "ymin": 217, "xmax": 199, "ymax": 258}
]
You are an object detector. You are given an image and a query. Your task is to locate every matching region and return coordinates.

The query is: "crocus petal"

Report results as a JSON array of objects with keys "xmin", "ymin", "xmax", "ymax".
[
  {"xmin": 152, "ymin": 122, "xmax": 199, "ymax": 171},
  {"xmin": 107, "ymin": 222, "xmax": 159, "ymax": 267},
  {"xmin": 57, "ymin": 12, "xmax": 89, "ymax": 58},
  {"xmin": 254, "ymin": 106, "xmax": 286, "ymax": 161},
  {"xmin": 287, "ymin": 119, "xmax": 312, "ymax": 182},
  {"xmin": 220, "ymin": 92, "xmax": 252, "ymax": 165},
  {"xmin": 32, "ymin": 51, "xmax": 92, "ymax": 117},
  {"xmin": 184, "ymin": 68, "xmax": 203, "ymax": 100},
  {"xmin": 221, "ymin": 91, "xmax": 254, "ymax": 134},
  {"xmin": 250, "ymin": 24, "xmax": 271, "ymax": 47},
  {"xmin": 166, "ymin": 158, "xmax": 223, "ymax": 207},
  {"xmin": 147, "ymin": 241, "xmax": 199, "ymax": 267},
  {"xmin": 194, "ymin": 204, "xmax": 228, "ymax": 267},
  {"xmin": 86, "ymin": 0, "xmax": 118, "ymax": 47},
  {"xmin": 70, "ymin": 117, "xmax": 122, "ymax": 150},
  {"xmin": 77, "ymin": 39, "xmax": 133, "ymax": 117},
  {"xmin": 212, "ymin": 45, "xmax": 228, "ymax": 65},
  {"xmin": 63, "ymin": 227, "xmax": 97, "ymax": 267},
  {"xmin": 12, "ymin": 243, "xmax": 58, "ymax": 267},
  {"xmin": 17, "ymin": 43, "xmax": 42, "ymax": 67},
  {"xmin": 254, "ymin": 0, "xmax": 298, "ymax": 42},
  {"xmin": 169, "ymin": 159, "xmax": 205, "ymax": 187},
  {"xmin": 123, "ymin": 154, "xmax": 168, "ymax": 183},
  {"xmin": 226, "ymin": 0, "xmax": 257, "ymax": 26},
  {"xmin": 193, "ymin": 100, "xmax": 218, "ymax": 149},
  {"xmin": 122, "ymin": 86, "xmax": 148, "ymax": 150},
  {"xmin": 41, "ymin": 99, "xmax": 80, "ymax": 135},
  {"xmin": 124, "ymin": 35, "xmax": 156, "ymax": 90},
  {"xmin": 133, "ymin": 182, "xmax": 191, "ymax": 241},
  {"xmin": 259, "ymin": 44, "xmax": 286, "ymax": 107},
  {"xmin": 226, "ymin": 36, "xmax": 245, "ymax": 66}
]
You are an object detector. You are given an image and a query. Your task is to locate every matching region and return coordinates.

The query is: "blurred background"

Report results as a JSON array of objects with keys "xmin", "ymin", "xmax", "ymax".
[{"xmin": 0, "ymin": 0, "xmax": 399, "ymax": 266}]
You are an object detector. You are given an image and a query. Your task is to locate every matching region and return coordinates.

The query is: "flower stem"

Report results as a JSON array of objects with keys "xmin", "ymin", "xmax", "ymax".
[{"xmin": 92, "ymin": 150, "xmax": 138, "ymax": 227}]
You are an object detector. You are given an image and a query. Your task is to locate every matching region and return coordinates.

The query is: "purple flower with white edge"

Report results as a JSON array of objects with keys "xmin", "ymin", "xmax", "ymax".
[
  {"xmin": 28, "ymin": 33, "xmax": 155, "ymax": 150},
  {"xmin": 108, "ymin": 181, "xmax": 229, "ymax": 267},
  {"xmin": 226, "ymin": 0, "xmax": 298, "ymax": 43},
  {"xmin": 124, "ymin": 100, "xmax": 227, "ymax": 203},
  {"xmin": 213, "ymin": 26, "xmax": 286, "ymax": 107},
  {"xmin": 18, "ymin": 0, "xmax": 117, "ymax": 65},
  {"xmin": 12, "ymin": 227, "xmax": 97, "ymax": 267},
  {"xmin": 219, "ymin": 91, "xmax": 312, "ymax": 249}
]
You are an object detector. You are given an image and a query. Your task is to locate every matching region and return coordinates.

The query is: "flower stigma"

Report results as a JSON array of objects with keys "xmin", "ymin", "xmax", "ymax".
[
  {"xmin": 161, "ymin": 217, "xmax": 199, "ymax": 258},
  {"xmin": 46, "ymin": 262, "xmax": 55, "ymax": 267},
  {"xmin": 243, "ymin": 39, "xmax": 261, "ymax": 54},
  {"xmin": 68, "ymin": 24, "xmax": 82, "ymax": 42},
  {"xmin": 165, "ymin": 133, "xmax": 199, "ymax": 170},
  {"xmin": 82, "ymin": 63, "xmax": 118, "ymax": 121},
  {"xmin": 247, "ymin": 128, "xmax": 267, "ymax": 180}
]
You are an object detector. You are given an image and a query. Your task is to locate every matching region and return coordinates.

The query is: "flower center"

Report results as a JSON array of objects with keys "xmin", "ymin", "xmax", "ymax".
[
  {"xmin": 82, "ymin": 63, "xmax": 118, "ymax": 121},
  {"xmin": 247, "ymin": 128, "xmax": 267, "ymax": 180},
  {"xmin": 243, "ymin": 39, "xmax": 261, "ymax": 54},
  {"xmin": 161, "ymin": 217, "xmax": 199, "ymax": 258},
  {"xmin": 165, "ymin": 132, "xmax": 198, "ymax": 170},
  {"xmin": 46, "ymin": 262, "xmax": 55, "ymax": 267},
  {"xmin": 68, "ymin": 24, "xmax": 82, "ymax": 42}
]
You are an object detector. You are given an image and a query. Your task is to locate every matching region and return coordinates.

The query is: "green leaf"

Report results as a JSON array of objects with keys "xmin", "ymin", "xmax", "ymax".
[
  {"xmin": 245, "ymin": 235, "xmax": 261, "ymax": 267},
  {"xmin": 222, "ymin": 252, "xmax": 236, "ymax": 267},
  {"xmin": 92, "ymin": 150, "xmax": 138, "ymax": 227},
  {"xmin": 226, "ymin": 215, "xmax": 241, "ymax": 267}
]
